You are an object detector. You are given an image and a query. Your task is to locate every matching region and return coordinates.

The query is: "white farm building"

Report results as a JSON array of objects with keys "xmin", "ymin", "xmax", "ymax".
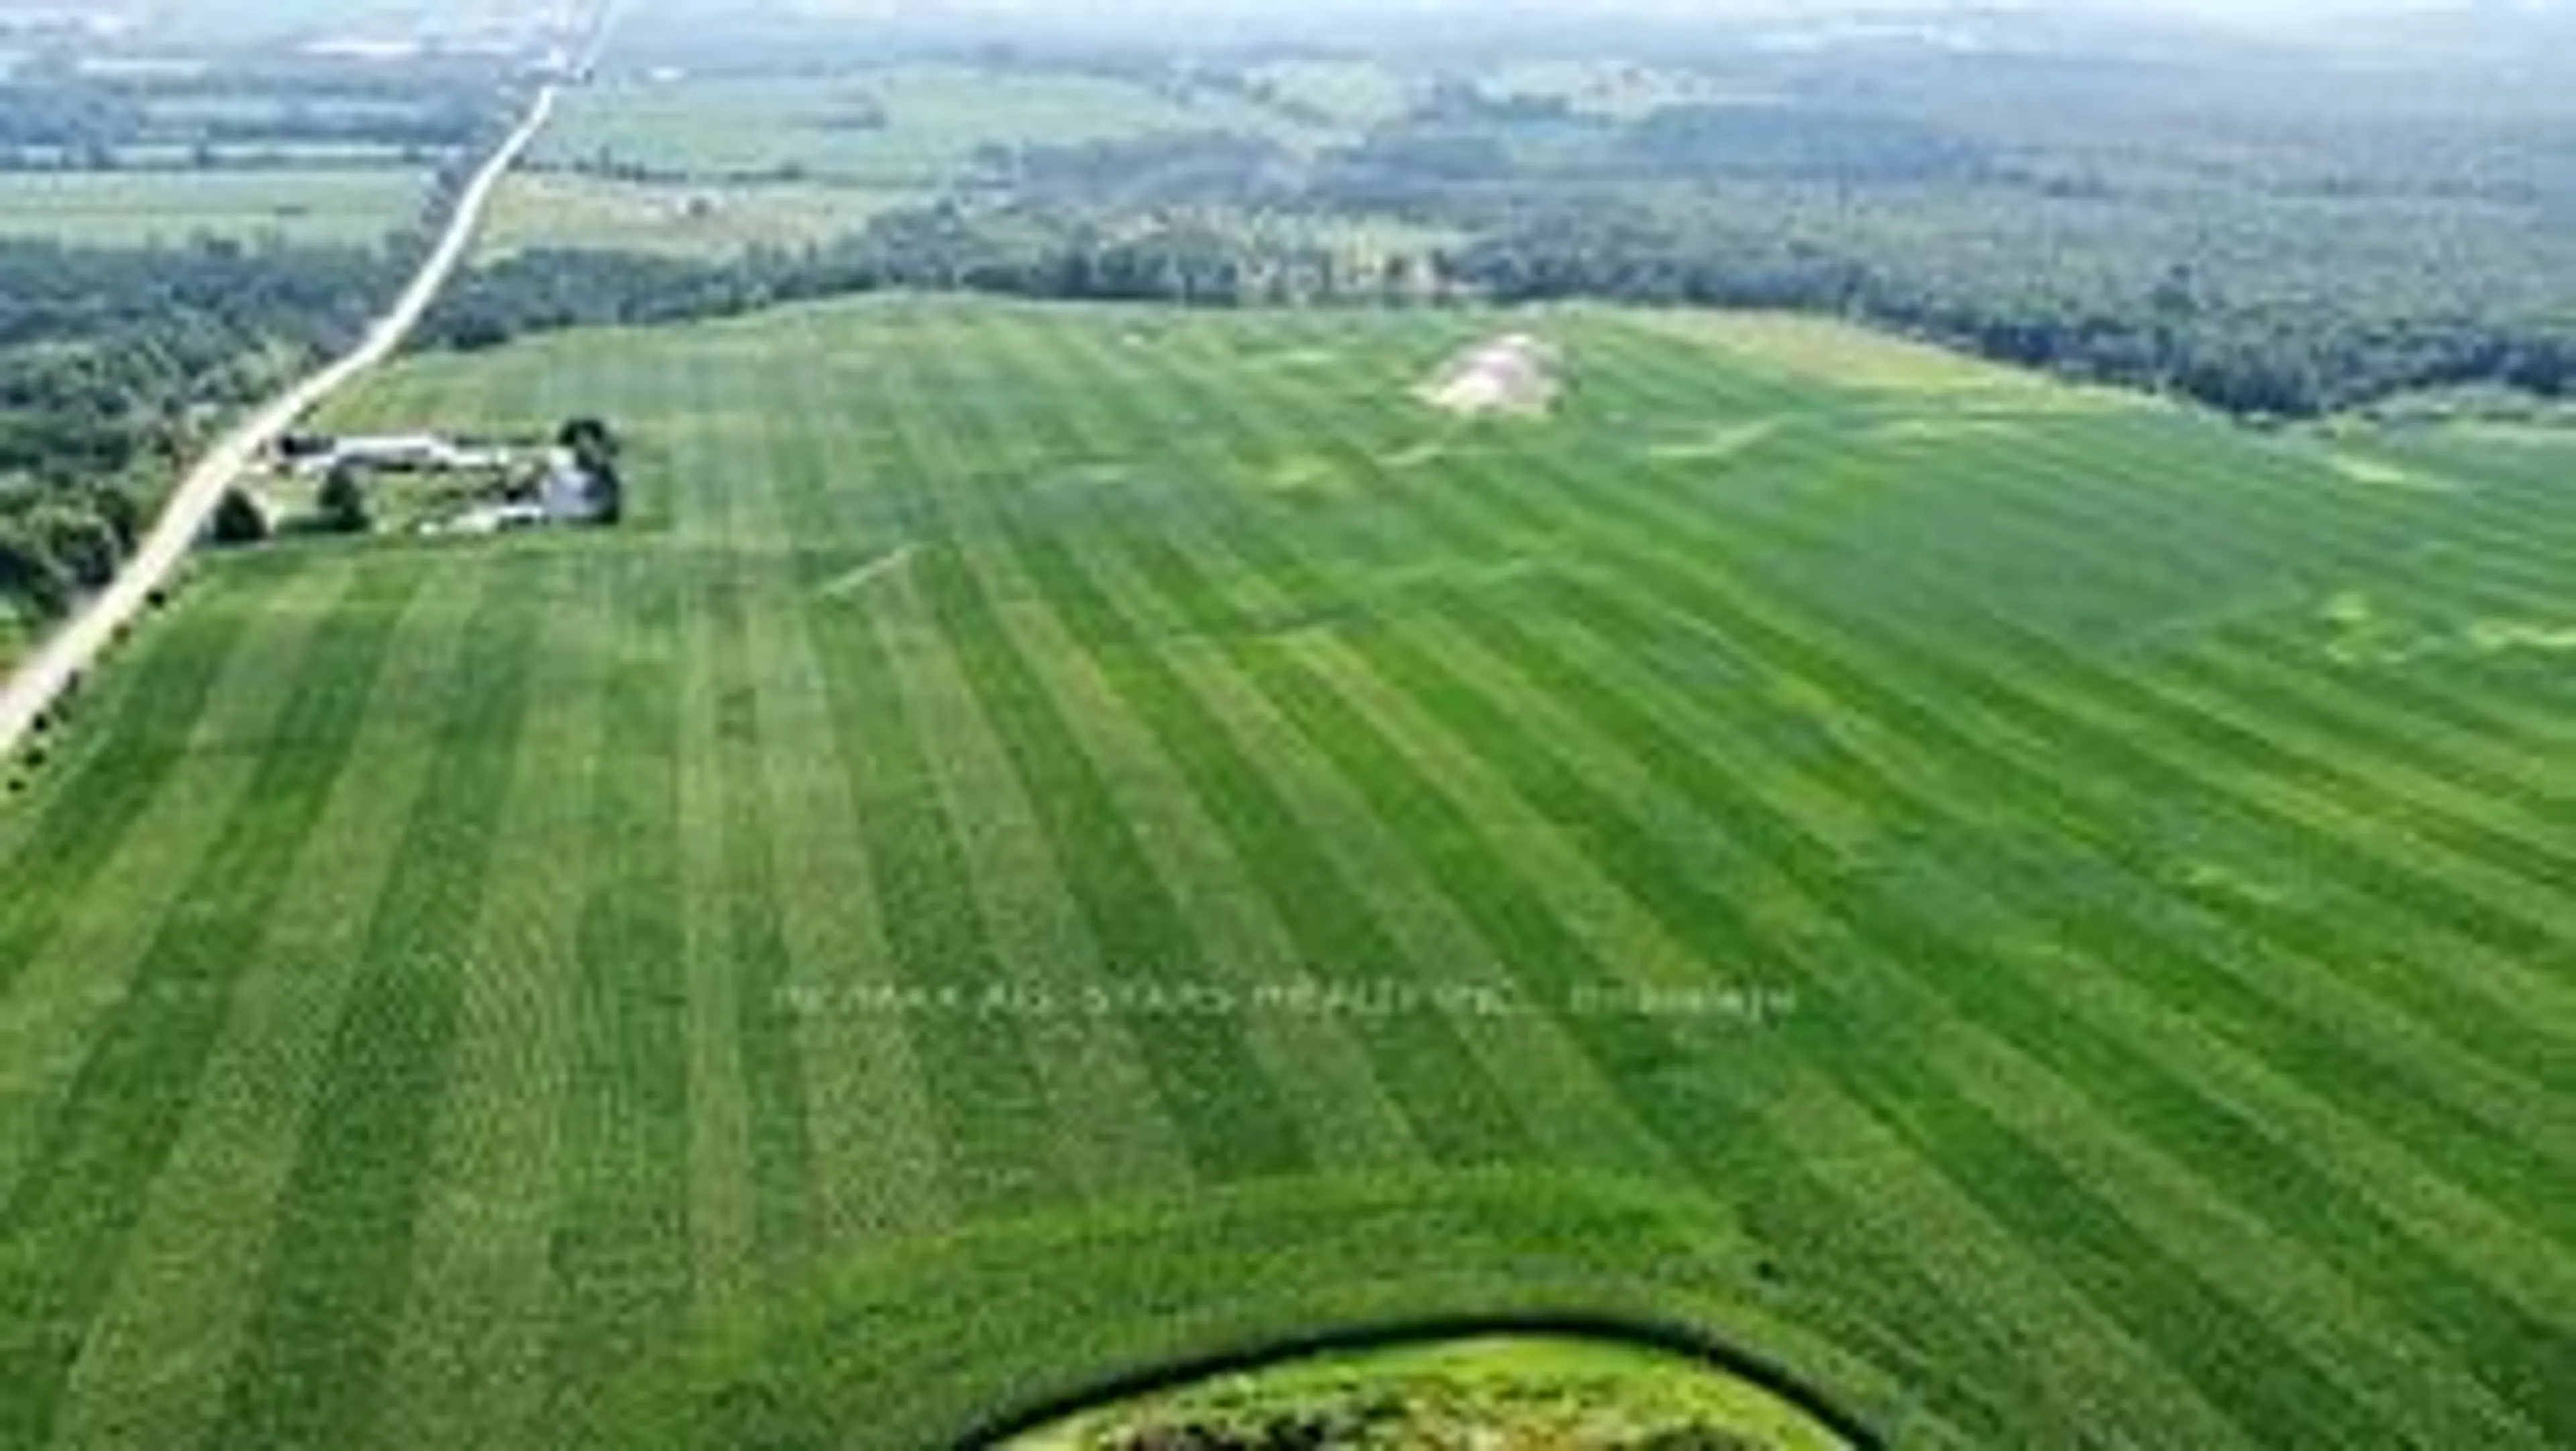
[
  {"xmin": 294, "ymin": 433, "xmax": 507, "ymax": 476},
  {"xmin": 539, "ymin": 448, "xmax": 608, "ymax": 523}
]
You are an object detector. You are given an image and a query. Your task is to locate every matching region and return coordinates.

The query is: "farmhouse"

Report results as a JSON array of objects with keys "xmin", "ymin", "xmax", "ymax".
[
  {"xmin": 292, "ymin": 433, "xmax": 506, "ymax": 475},
  {"xmin": 538, "ymin": 447, "xmax": 610, "ymax": 523},
  {"xmin": 434, "ymin": 501, "xmax": 550, "ymax": 537}
]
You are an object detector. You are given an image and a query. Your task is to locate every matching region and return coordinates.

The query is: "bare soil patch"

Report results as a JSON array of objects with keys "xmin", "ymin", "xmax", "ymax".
[{"xmin": 1420, "ymin": 333, "xmax": 1564, "ymax": 417}]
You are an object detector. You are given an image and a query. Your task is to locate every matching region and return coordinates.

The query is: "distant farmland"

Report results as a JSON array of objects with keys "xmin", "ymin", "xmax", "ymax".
[
  {"xmin": 472, "ymin": 173, "xmax": 922, "ymax": 260},
  {"xmin": 484, "ymin": 63, "xmax": 1342, "ymax": 260},
  {"xmin": 1, "ymin": 297, "xmax": 2571, "ymax": 1449},
  {"xmin": 527, "ymin": 67, "xmax": 1324, "ymax": 186},
  {"xmin": 0, "ymin": 167, "xmax": 432, "ymax": 248}
]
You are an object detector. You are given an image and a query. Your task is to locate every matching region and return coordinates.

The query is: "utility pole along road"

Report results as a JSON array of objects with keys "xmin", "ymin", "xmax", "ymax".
[{"xmin": 0, "ymin": 84, "xmax": 559, "ymax": 760}]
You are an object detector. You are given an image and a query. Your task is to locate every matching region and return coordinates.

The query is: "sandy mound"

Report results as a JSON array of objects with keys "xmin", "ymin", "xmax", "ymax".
[{"xmin": 1419, "ymin": 333, "xmax": 1564, "ymax": 417}]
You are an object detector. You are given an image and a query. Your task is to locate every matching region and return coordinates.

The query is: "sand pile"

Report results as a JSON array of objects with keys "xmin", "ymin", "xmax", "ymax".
[{"xmin": 1419, "ymin": 333, "xmax": 1563, "ymax": 417}]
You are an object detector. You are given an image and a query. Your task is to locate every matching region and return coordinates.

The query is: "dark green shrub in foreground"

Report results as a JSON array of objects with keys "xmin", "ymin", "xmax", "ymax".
[{"xmin": 211, "ymin": 489, "xmax": 271, "ymax": 545}]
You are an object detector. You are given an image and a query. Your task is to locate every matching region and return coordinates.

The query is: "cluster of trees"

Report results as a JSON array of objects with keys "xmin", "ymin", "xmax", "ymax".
[
  {"xmin": 971, "ymin": 131, "xmax": 1301, "ymax": 211},
  {"xmin": 0, "ymin": 235, "xmax": 412, "ymax": 621},
  {"xmin": 418, "ymin": 201, "xmax": 1436, "ymax": 350},
  {"xmin": 0, "ymin": 65, "xmax": 499, "ymax": 170},
  {"xmin": 1291, "ymin": 75, "xmax": 2576, "ymax": 417},
  {"xmin": 1, "ymin": 236, "xmax": 405, "ymax": 471},
  {"xmin": 0, "ymin": 483, "xmax": 137, "ymax": 619},
  {"xmin": 1434, "ymin": 205, "xmax": 2576, "ymax": 415}
]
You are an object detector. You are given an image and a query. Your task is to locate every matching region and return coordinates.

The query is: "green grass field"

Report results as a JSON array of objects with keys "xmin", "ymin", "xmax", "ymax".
[
  {"xmin": 1, "ymin": 297, "xmax": 2571, "ymax": 1450},
  {"xmin": 0, "ymin": 168, "xmax": 431, "ymax": 248}
]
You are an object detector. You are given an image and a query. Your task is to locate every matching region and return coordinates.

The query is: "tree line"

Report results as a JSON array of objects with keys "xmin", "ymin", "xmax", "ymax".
[
  {"xmin": 421, "ymin": 57, "xmax": 2576, "ymax": 419},
  {"xmin": 0, "ymin": 61, "xmax": 502, "ymax": 170},
  {"xmin": 0, "ymin": 235, "xmax": 407, "ymax": 621}
]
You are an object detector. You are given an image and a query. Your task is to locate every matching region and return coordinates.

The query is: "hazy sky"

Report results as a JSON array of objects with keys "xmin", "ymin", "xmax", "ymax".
[{"xmin": 924, "ymin": 0, "xmax": 2561, "ymax": 23}]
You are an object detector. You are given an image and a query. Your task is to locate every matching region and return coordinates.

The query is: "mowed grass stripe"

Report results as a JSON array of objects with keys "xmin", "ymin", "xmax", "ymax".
[
  {"xmin": 26, "ymin": 298, "xmax": 2562, "ymax": 1450},
  {"xmin": 1487, "ymin": 572, "xmax": 2555, "ymax": 1443},
  {"xmin": 758, "ymin": 346, "xmax": 1081, "ymax": 1220},
  {"xmin": 1483, "ymin": 337, "xmax": 2565, "ymax": 1206},
  {"xmin": 1161, "ymin": 309, "xmax": 2525, "ymax": 1440},
  {"xmin": 1662, "ymin": 423, "xmax": 2576, "ymax": 1155},
  {"xmin": 785, "ymin": 312, "xmax": 1198, "ymax": 1203},
  {"xmin": 0, "ymin": 567, "xmax": 282, "ymax": 995},
  {"xmin": 882, "ymin": 561, "xmax": 1206, "ymax": 1198},
  {"xmin": 1705, "ymin": 417, "xmax": 2576, "ymax": 979},
  {"xmin": 1521, "ymin": 372, "xmax": 2576, "ymax": 1195},
  {"xmin": 372, "ymin": 555, "xmax": 602, "ymax": 1451},
  {"xmin": 1136, "ymin": 345, "xmax": 2401, "ymax": 1448},
  {"xmin": 1927, "ymin": 421, "xmax": 2576, "ymax": 796},
  {"xmin": 934, "ymin": 307, "xmax": 1546, "ymax": 1174},
  {"xmin": 1087, "ymin": 513, "xmax": 2068, "ymax": 1444},
  {"xmin": 724, "ymin": 338, "xmax": 952, "ymax": 1253},
  {"xmin": 707, "ymin": 561, "xmax": 818, "ymax": 1290},
  {"xmin": 48, "ymin": 553, "xmax": 479, "ymax": 1451},
  {"xmin": 0, "ymin": 562, "xmax": 413, "ymax": 1448},
  {"xmin": 841, "ymin": 323, "xmax": 1420, "ymax": 1176},
  {"xmin": 679, "ymin": 562, "xmax": 760, "ymax": 1313},
  {"xmin": 863, "ymin": 311, "xmax": 1315, "ymax": 1188},
  {"xmin": 1012, "ymin": 315, "xmax": 1738, "ymax": 1182},
  {"xmin": 1028, "ymin": 309, "xmax": 2088, "ymax": 1442},
  {"xmin": 203, "ymin": 557, "xmax": 544, "ymax": 1451},
  {"xmin": 543, "ymin": 550, "xmax": 699, "ymax": 1436},
  {"xmin": 1555, "ymin": 329, "xmax": 2576, "ymax": 1088},
  {"xmin": 1391, "ymin": 345, "xmax": 2576, "ymax": 1433},
  {"xmin": 1877, "ymin": 421, "xmax": 2576, "ymax": 922},
  {"xmin": 0, "ymin": 566, "xmax": 344, "ymax": 1201}
]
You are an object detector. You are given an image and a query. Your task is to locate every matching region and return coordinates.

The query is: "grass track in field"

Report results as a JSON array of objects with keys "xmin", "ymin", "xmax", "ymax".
[{"xmin": 3, "ymin": 296, "xmax": 2570, "ymax": 1450}]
